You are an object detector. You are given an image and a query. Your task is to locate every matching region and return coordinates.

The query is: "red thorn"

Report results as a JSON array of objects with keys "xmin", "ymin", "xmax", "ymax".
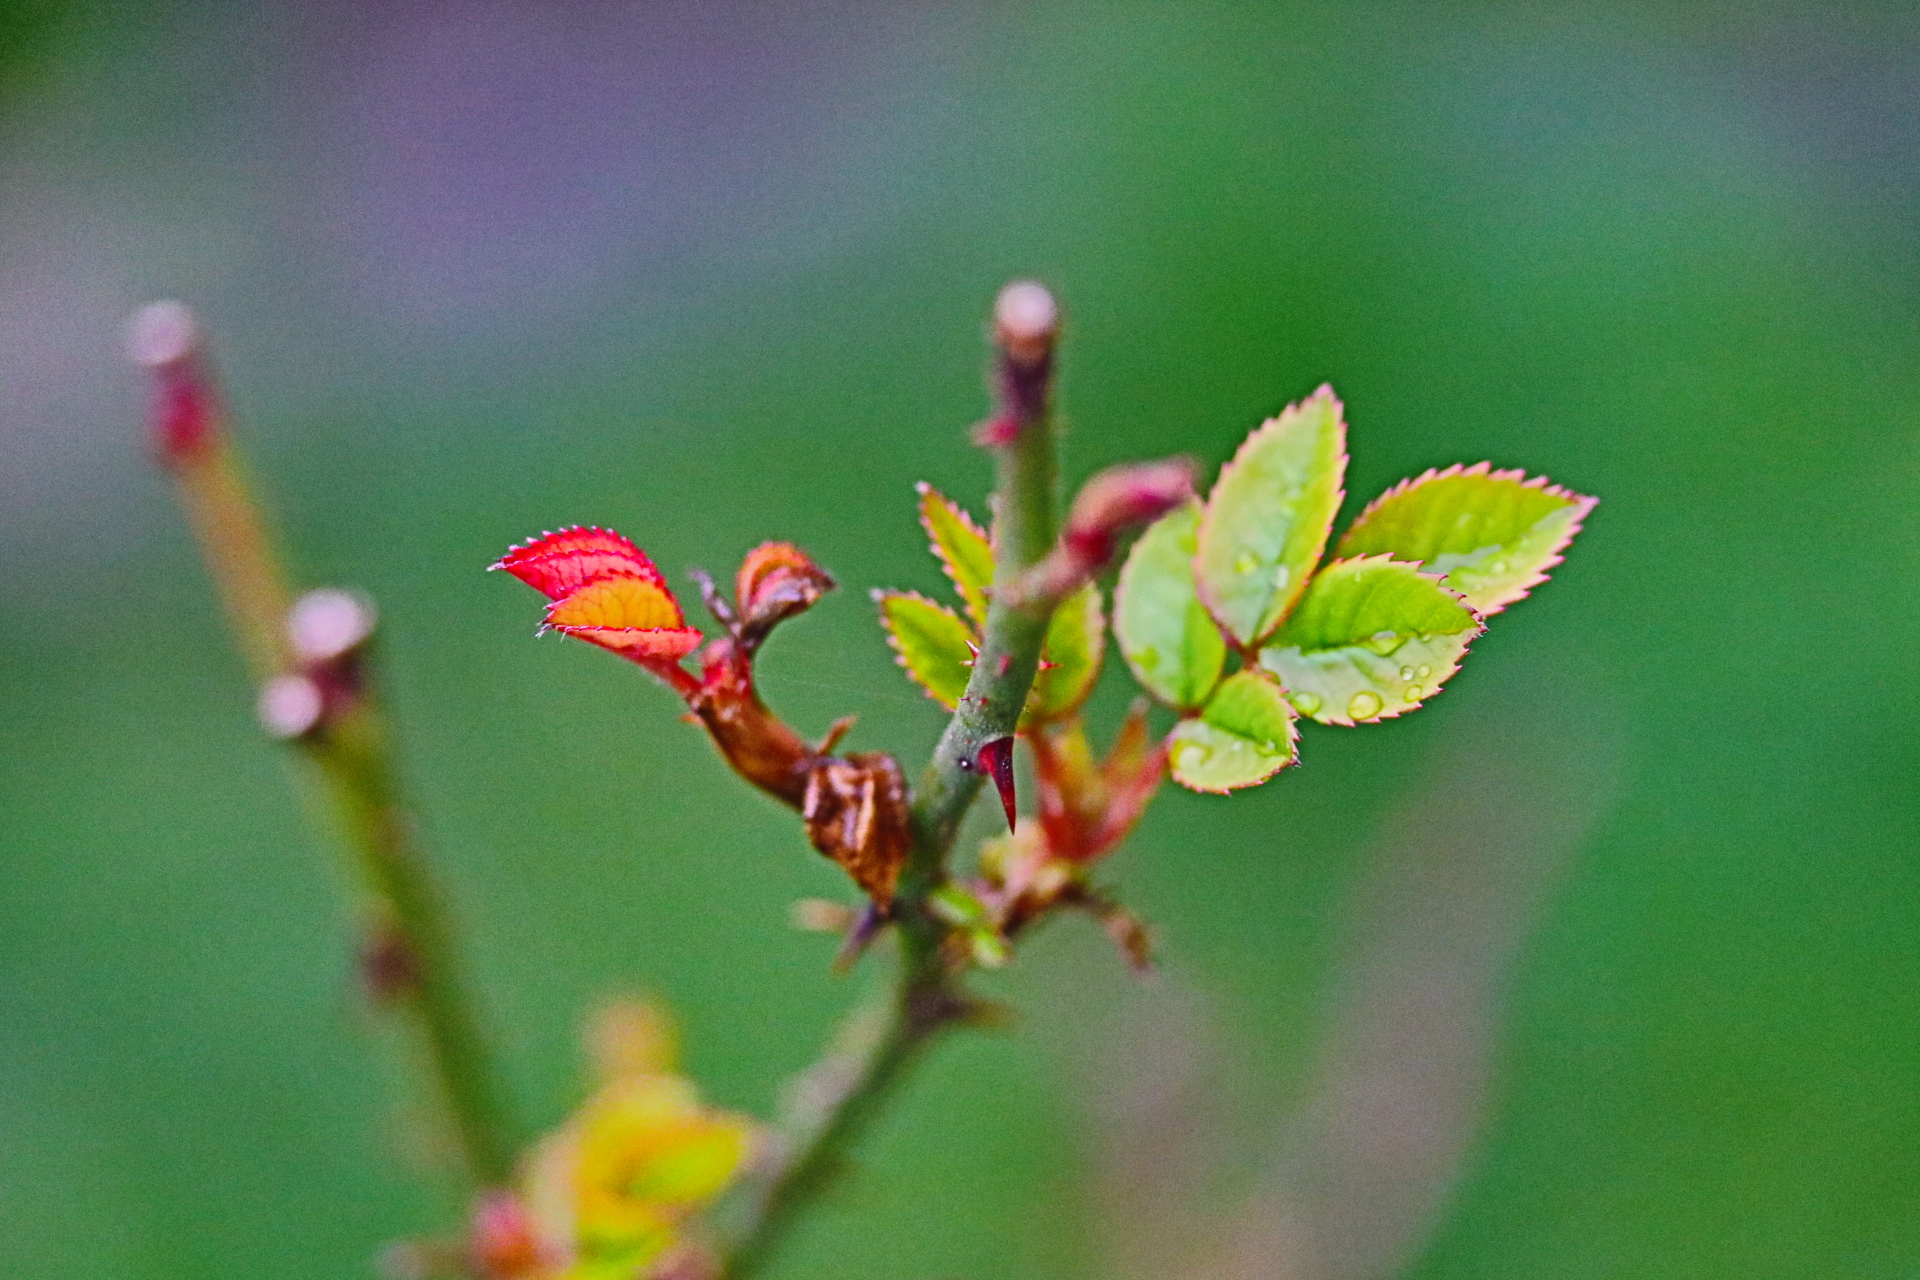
[{"xmin": 977, "ymin": 736, "xmax": 1017, "ymax": 831}]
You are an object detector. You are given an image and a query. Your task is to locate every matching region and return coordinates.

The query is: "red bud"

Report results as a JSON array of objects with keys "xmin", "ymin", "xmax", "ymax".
[
  {"xmin": 1062, "ymin": 457, "xmax": 1198, "ymax": 567},
  {"xmin": 128, "ymin": 301, "xmax": 218, "ymax": 465}
]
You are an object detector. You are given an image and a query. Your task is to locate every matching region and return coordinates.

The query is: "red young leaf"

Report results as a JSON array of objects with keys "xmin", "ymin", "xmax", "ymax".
[
  {"xmin": 543, "ymin": 577, "xmax": 702, "ymax": 661},
  {"xmin": 493, "ymin": 526, "xmax": 667, "ymax": 601}
]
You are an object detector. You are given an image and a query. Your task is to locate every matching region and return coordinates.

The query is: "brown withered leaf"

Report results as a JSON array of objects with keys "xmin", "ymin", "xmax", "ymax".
[
  {"xmin": 734, "ymin": 541, "xmax": 834, "ymax": 649},
  {"xmin": 801, "ymin": 752, "xmax": 910, "ymax": 908}
]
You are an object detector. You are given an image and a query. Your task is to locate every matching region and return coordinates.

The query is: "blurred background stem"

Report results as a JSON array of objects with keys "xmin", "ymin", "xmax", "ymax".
[{"xmin": 136, "ymin": 303, "xmax": 517, "ymax": 1192}]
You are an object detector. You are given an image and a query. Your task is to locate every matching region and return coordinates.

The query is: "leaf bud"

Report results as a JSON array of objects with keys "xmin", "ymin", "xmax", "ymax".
[
  {"xmin": 733, "ymin": 541, "xmax": 835, "ymax": 650},
  {"xmin": 1006, "ymin": 457, "xmax": 1199, "ymax": 607},
  {"xmin": 257, "ymin": 673, "xmax": 325, "ymax": 739},
  {"xmin": 992, "ymin": 280, "xmax": 1059, "ymax": 365},
  {"xmin": 127, "ymin": 300, "xmax": 218, "ymax": 465},
  {"xmin": 287, "ymin": 588, "xmax": 377, "ymax": 663},
  {"xmin": 1062, "ymin": 457, "xmax": 1199, "ymax": 568}
]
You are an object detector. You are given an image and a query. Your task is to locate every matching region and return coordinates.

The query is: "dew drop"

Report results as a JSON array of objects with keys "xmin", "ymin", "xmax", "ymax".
[
  {"xmin": 1347, "ymin": 691, "xmax": 1383, "ymax": 720},
  {"xmin": 1271, "ymin": 564, "xmax": 1290, "ymax": 591},
  {"xmin": 1399, "ymin": 665, "xmax": 1414, "ymax": 681},
  {"xmin": 1416, "ymin": 665, "xmax": 1432, "ymax": 678},
  {"xmin": 1404, "ymin": 686, "xmax": 1422, "ymax": 702},
  {"xmin": 1361, "ymin": 630, "xmax": 1403, "ymax": 656},
  {"xmin": 1174, "ymin": 741, "xmax": 1211, "ymax": 770},
  {"xmin": 1233, "ymin": 552, "xmax": 1258, "ymax": 575},
  {"xmin": 1288, "ymin": 690, "xmax": 1323, "ymax": 716}
]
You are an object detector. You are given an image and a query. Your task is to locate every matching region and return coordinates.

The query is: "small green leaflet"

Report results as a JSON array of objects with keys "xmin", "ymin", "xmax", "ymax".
[
  {"xmin": 1114, "ymin": 501, "xmax": 1226, "ymax": 710},
  {"xmin": 876, "ymin": 590, "xmax": 973, "ymax": 709},
  {"xmin": 1194, "ymin": 386, "xmax": 1347, "ymax": 647},
  {"xmin": 884, "ymin": 488, "xmax": 1102, "ymax": 726},
  {"xmin": 1258, "ymin": 555, "xmax": 1481, "ymax": 725},
  {"xmin": 1336, "ymin": 463, "xmax": 1595, "ymax": 616},
  {"xmin": 1026, "ymin": 583, "xmax": 1104, "ymax": 725},
  {"xmin": 1168, "ymin": 669, "xmax": 1297, "ymax": 793},
  {"xmin": 917, "ymin": 483, "xmax": 996, "ymax": 630}
]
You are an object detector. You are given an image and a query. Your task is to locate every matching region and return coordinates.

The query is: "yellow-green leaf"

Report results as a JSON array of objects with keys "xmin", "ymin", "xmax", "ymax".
[
  {"xmin": 1258, "ymin": 555, "xmax": 1481, "ymax": 725},
  {"xmin": 875, "ymin": 590, "xmax": 973, "ymax": 709},
  {"xmin": 916, "ymin": 482, "xmax": 995, "ymax": 630},
  {"xmin": 1194, "ymin": 386, "xmax": 1347, "ymax": 647},
  {"xmin": 1024, "ymin": 583, "xmax": 1104, "ymax": 725},
  {"xmin": 1336, "ymin": 463, "xmax": 1596, "ymax": 616},
  {"xmin": 1168, "ymin": 669, "xmax": 1297, "ymax": 793},
  {"xmin": 1115, "ymin": 500, "xmax": 1227, "ymax": 710}
]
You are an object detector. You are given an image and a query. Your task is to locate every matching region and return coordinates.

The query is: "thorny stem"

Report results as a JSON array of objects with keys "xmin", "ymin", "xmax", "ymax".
[
  {"xmin": 137, "ymin": 304, "xmax": 517, "ymax": 1190},
  {"xmin": 721, "ymin": 284, "xmax": 1064, "ymax": 1278}
]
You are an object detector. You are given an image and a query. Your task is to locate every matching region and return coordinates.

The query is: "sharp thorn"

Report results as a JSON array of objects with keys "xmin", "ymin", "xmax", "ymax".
[{"xmin": 976, "ymin": 737, "xmax": 1017, "ymax": 832}]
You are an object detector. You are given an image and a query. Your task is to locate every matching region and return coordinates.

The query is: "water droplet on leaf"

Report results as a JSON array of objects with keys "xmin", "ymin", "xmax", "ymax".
[
  {"xmin": 1399, "ymin": 666, "xmax": 1414, "ymax": 680},
  {"xmin": 1361, "ymin": 630, "xmax": 1402, "ymax": 656},
  {"xmin": 1174, "ymin": 741, "xmax": 1211, "ymax": 769},
  {"xmin": 1416, "ymin": 665, "xmax": 1432, "ymax": 678},
  {"xmin": 1233, "ymin": 552, "xmax": 1258, "ymax": 575},
  {"xmin": 1347, "ymin": 691, "xmax": 1383, "ymax": 720},
  {"xmin": 1288, "ymin": 690, "xmax": 1323, "ymax": 716},
  {"xmin": 1404, "ymin": 686, "xmax": 1422, "ymax": 702}
]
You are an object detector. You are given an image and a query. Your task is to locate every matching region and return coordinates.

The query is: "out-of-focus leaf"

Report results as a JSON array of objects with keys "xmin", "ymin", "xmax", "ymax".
[
  {"xmin": 1025, "ymin": 583, "xmax": 1104, "ymax": 725},
  {"xmin": 1258, "ymin": 554, "xmax": 1481, "ymax": 725},
  {"xmin": 1194, "ymin": 385, "xmax": 1347, "ymax": 646},
  {"xmin": 875, "ymin": 590, "xmax": 974, "ymax": 709},
  {"xmin": 917, "ymin": 482, "xmax": 995, "ymax": 630},
  {"xmin": 1336, "ymin": 463, "xmax": 1596, "ymax": 616},
  {"xmin": 1114, "ymin": 500, "xmax": 1227, "ymax": 710},
  {"xmin": 1168, "ymin": 669, "xmax": 1297, "ymax": 793}
]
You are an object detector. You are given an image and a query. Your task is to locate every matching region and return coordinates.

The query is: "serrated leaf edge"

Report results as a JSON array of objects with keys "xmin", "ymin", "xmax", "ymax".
[
  {"xmin": 915, "ymin": 481, "xmax": 995, "ymax": 630},
  {"xmin": 873, "ymin": 587, "xmax": 975, "ymax": 709},
  {"xmin": 1194, "ymin": 384, "xmax": 1349, "ymax": 647},
  {"xmin": 1168, "ymin": 669, "xmax": 1300, "ymax": 795},
  {"xmin": 1275, "ymin": 553, "xmax": 1485, "ymax": 727},
  {"xmin": 1341, "ymin": 462, "xmax": 1598, "ymax": 617}
]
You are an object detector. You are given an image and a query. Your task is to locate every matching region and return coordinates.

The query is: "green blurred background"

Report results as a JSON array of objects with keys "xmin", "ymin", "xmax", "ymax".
[{"xmin": 4, "ymin": 2, "xmax": 1919, "ymax": 1276}]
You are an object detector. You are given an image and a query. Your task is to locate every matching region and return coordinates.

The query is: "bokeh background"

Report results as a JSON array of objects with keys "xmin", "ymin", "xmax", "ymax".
[{"xmin": 5, "ymin": 2, "xmax": 1919, "ymax": 1277}]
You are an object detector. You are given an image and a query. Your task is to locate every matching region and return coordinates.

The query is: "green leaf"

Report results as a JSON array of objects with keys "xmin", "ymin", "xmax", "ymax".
[
  {"xmin": 1025, "ymin": 583, "xmax": 1104, "ymax": 725},
  {"xmin": 917, "ymin": 482, "xmax": 995, "ymax": 630},
  {"xmin": 1168, "ymin": 669, "xmax": 1297, "ymax": 793},
  {"xmin": 875, "ymin": 590, "xmax": 974, "ymax": 709},
  {"xmin": 1194, "ymin": 385, "xmax": 1347, "ymax": 647},
  {"xmin": 1258, "ymin": 555, "xmax": 1481, "ymax": 725},
  {"xmin": 1114, "ymin": 500, "xmax": 1228, "ymax": 710},
  {"xmin": 1335, "ymin": 463, "xmax": 1596, "ymax": 616}
]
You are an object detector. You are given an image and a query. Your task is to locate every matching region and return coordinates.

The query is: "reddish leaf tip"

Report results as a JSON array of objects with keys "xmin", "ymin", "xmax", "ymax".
[{"xmin": 493, "ymin": 526, "xmax": 668, "ymax": 601}]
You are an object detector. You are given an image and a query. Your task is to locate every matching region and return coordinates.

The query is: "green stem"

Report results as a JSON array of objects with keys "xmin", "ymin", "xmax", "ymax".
[
  {"xmin": 720, "ymin": 295, "xmax": 1063, "ymax": 1279},
  {"xmin": 152, "ymin": 330, "xmax": 516, "ymax": 1191},
  {"xmin": 307, "ymin": 704, "xmax": 519, "ymax": 1188},
  {"xmin": 722, "ymin": 995, "xmax": 933, "ymax": 1280}
]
